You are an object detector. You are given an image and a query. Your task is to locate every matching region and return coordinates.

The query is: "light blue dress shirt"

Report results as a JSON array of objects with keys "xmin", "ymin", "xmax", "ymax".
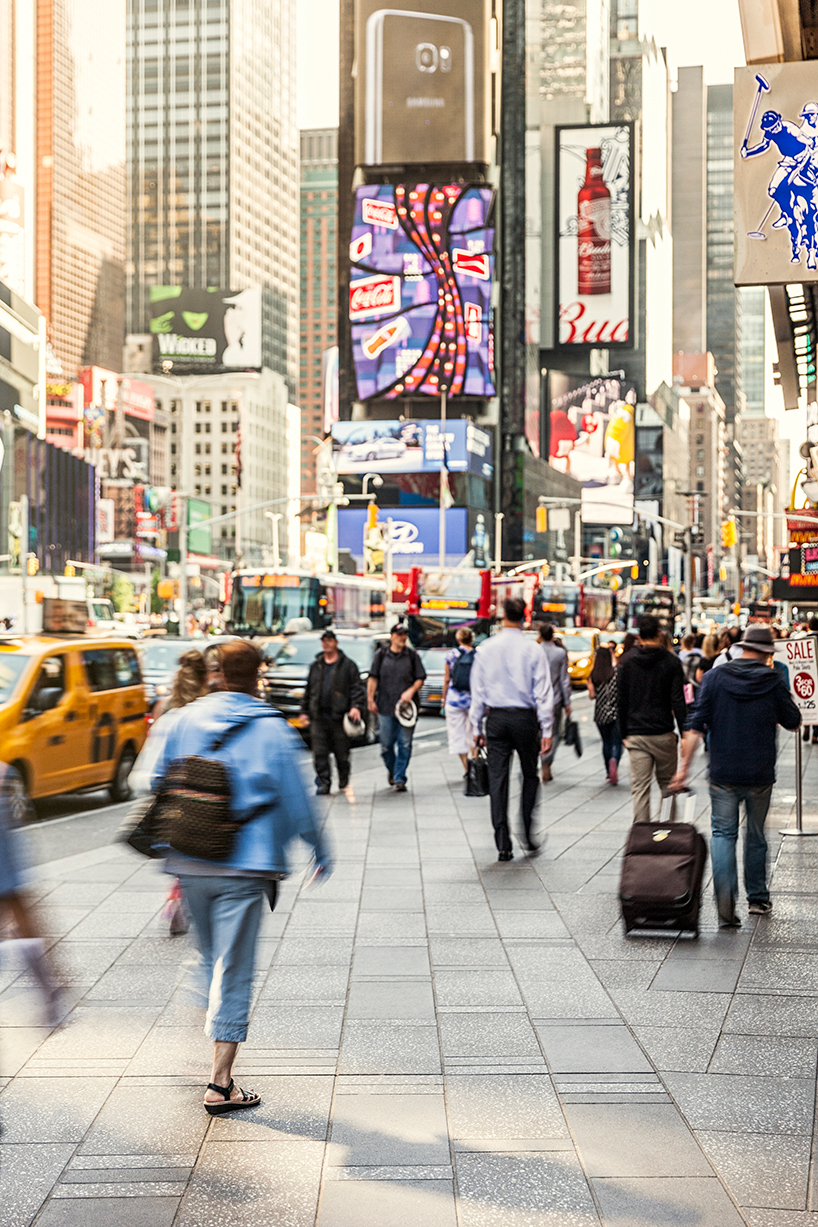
[{"xmin": 469, "ymin": 628, "xmax": 555, "ymax": 736}]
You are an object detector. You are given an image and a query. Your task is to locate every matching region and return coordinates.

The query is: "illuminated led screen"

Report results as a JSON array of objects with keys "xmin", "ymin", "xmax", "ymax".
[{"xmin": 349, "ymin": 183, "xmax": 495, "ymax": 400}]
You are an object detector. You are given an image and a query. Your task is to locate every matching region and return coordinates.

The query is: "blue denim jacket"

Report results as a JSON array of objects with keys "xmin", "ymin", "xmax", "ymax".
[{"xmin": 150, "ymin": 690, "xmax": 331, "ymax": 876}]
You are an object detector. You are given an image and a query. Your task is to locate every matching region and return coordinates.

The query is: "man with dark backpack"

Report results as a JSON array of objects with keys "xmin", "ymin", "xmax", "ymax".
[
  {"xmin": 443, "ymin": 626, "xmax": 476, "ymax": 775},
  {"xmin": 536, "ymin": 623, "xmax": 572, "ymax": 782}
]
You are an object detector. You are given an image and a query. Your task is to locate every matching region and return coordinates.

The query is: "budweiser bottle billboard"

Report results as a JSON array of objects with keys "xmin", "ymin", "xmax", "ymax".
[{"xmin": 577, "ymin": 147, "xmax": 611, "ymax": 295}]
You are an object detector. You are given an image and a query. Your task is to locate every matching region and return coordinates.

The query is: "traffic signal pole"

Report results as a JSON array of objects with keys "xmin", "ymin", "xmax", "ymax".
[{"xmin": 684, "ymin": 526, "xmax": 693, "ymax": 636}]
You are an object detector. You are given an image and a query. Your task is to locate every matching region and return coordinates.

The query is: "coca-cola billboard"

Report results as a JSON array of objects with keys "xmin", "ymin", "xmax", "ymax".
[
  {"xmin": 556, "ymin": 124, "xmax": 634, "ymax": 348},
  {"xmin": 349, "ymin": 274, "xmax": 402, "ymax": 319}
]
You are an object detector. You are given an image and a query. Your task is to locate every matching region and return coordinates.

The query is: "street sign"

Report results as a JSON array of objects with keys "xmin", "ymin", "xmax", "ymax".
[{"xmin": 775, "ymin": 635, "xmax": 818, "ymax": 721}]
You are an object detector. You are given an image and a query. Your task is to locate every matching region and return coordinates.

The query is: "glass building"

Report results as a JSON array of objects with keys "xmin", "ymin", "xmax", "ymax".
[
  {"xmin": 300, "ymin": 127, "xmax": 337, "ymax": 496},
  {"xmin": 126, "ymin": 0, "xmax": 298, "ymax": 389}
]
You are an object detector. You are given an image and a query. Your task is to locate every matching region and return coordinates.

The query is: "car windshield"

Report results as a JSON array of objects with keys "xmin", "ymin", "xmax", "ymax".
[
  {"xmin": 561, "ymin": 634, "xmax": 593, "ymax": 653},
  {"xmin": 419, "ymin": 649, "xmax": 449, "ymax": 671},
  {"xmin": 0, "ymin": 653, "xmax": 28, "ymax": 704},
  {"xmin": 141, "ymin": 641, "xmax": 197, "ymax": 672},
  {"xmin": 275, "ymin": 637, "xmax": 376, "ymax": 668}
]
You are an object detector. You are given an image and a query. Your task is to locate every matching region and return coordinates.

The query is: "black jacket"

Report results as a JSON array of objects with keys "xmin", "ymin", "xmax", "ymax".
[
  {"xmin": 689, "ymin": 659, "xmax": 801, "ymax": 786},
  {"xmin": 301, "ymin": 651, "xmax": 366, "ymax": 723},
  {"xmin": 617, "ymin": 646, "xmax": 687, "ymax": 737}
]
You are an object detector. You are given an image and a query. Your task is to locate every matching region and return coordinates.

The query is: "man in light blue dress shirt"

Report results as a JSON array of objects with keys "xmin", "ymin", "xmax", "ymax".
[{"xmin": 470, "ymin": 598, "xmax": 555, "ymax": 860}]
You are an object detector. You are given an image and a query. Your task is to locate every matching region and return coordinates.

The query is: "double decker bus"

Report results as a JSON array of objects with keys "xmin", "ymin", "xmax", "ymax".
[
  {"xmin": 227, "ymin": 569, "xmax": 386, "ymax": 636},
  {"xmin": 406, "ymin": 567, "xmax": 493, "ymax": 648},
  {"xmin": 620, "ymin": 584, "xmax": 676, "ymax": 632},
  {"xmin": 490, "ymin": 575, "xmax": 616, "ymax": 630}
]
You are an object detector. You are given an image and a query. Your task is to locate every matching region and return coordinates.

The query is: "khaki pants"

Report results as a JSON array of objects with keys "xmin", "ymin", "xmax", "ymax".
[{"xmin": 625, "ymin": 732, "xmax": 678, "ymax": 824}]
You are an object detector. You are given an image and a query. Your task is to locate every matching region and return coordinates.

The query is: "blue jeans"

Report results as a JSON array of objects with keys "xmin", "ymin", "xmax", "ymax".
[
  {"xmin": 179, "ymin": 875, "xmax": 269, "ymax": 1043},
  {"xmin": 709, "ymin": 783, "xmax": 773, "ymax": 919},
  {"xmin": 378, "ymin": 714, "xmax": 414, "ymax": 784},
  {"xmin": 597, "ymin": 721, "xmax": 622, "ymax": 770}
]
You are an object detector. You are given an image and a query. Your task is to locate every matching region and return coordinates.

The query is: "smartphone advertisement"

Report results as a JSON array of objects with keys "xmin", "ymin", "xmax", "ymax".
[
  {"xmin": 354, "ymin": 0, "xmax": 491, "ymax": 168},
  {"xmin": 556, "ymin": 124, "xmax": 634, "ymax": 348},
  {"xmin": 350, "ymin": 182, "xmax": 495, "ymax": 400}
]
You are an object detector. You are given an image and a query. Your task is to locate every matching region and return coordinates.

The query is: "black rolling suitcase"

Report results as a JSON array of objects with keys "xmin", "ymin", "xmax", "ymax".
[{"xmin": 619, "ymin": 792, "xmax": 706, "ymax": 937}]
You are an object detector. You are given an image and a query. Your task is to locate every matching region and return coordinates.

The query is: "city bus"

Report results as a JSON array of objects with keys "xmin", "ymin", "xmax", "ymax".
[
  {"xmin": 620, "ymin": 584, "xmax": 676, "ymax": 632},
  {"xmin": 406, "ymin": 567, "xmax": 493, "ymax": 648},
  {"xmin": 227, "ymin": 569, "xmax": 386, "ymax": 636},
  {"xmin": 490, "ymin": 575, "xmax": 616, "ymax": 630}
]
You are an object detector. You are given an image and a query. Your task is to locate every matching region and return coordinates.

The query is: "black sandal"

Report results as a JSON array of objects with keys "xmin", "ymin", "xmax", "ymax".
[{"xmin": 204, "ymin": 1078, "xmax": 261, "ymax": 1116}]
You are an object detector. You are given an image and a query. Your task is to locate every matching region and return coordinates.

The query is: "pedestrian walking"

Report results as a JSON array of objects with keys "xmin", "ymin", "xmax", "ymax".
[
  {"xmin": 367, "ymin": 622, "xmax": 426, "ymax": 792},
  {"xmin": 469, "ymin": 598, "xmax": 554, "ymax": 861},
  {"xmin": 617, "ymin": 613, "xmax": 688, "ymax": 823},
  {"xmin": 670, "ymin": 624, "xmax": 800, "ymax": 927},
  {"xmin": 300, "ymin": 630, "xmax": 366, "ymax": 795},
  {"xmin": 443, "ymin": 627, "xmax": 476, "ymax": 776},
  {"xmin": 150, "ymin": 640, "xmax": 331, "ymax": 1114},
  {"xmin": 713, "ymin": 625, "xmax": 743, "ymax": 668},
  {"xmin": 536, "ymin": 623, "xmax": 572, "ymax": 782},
  {"xmin": 587, "ymin": 641, "xmax": 622, "ymax": 784}
]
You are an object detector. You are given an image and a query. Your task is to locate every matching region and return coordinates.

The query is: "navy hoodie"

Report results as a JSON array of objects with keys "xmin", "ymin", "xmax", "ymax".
[{"xmin": 689, "ymin": 659, "xmax": 801, "ymax": 787}]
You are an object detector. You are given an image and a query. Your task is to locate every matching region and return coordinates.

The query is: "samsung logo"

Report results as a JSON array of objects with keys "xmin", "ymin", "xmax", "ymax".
[{"xmin": 406, "ymin": 97, "xmax": 445, "ymax": 109}]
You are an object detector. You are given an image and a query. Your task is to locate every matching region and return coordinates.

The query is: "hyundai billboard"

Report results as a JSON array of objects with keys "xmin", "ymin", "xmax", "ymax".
[
  {"xmin": 338, "ymin": 506, "xmax": 468, "ymax": 567},
  {"xmin": 331, "ymin": 418, "xmax": 492, "ymax": 477},
  {"xmin": 149, "ymin": 287, "xmax": 262, "ymax": 372},
  {"xmin": 350, "ymin": 183, "xmax": 495, "ymax": 400}
]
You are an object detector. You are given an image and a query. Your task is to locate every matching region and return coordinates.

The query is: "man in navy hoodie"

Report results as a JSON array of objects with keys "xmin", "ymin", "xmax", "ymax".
[{"xmin": 671, "ymin": 624, "xmax": 800, "ymax": 928}]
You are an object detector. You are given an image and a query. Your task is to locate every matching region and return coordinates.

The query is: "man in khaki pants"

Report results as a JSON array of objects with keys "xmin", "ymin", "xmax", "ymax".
[{"xmin": 617, "ymin": 614, "xmax": 688, "ymax": 823}]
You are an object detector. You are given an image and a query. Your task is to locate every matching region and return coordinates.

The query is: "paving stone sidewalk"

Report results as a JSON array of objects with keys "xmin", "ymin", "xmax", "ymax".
[{"xmin": 3, "ymin": 696, "xmax": 818, "ymax": 1226}]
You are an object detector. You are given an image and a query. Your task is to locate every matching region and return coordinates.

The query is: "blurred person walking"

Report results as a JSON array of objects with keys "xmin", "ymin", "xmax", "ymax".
[
  {"xmin": 470, "ymin": 598, "xmax": 554, "ymax": 861},
  {"xmin": 671, "ymin": 625, "xmax": 800, "ymax": 927},
  {"xmin": 443, "ymin": 627, "xmax": 476, "ymax": 775},
  {"xmin": 588, "ymin": 641, "xmax": 622, "ymax": 784},
  {"xmin": 618, "ymin": 614, "xmax": 687, "ymax": 823},
  {"xmin": 150, "ymin": 640, "xmax": 331, "ymax": 1114},
  {"xmin": 300, "ymin": 629, "xmax": 366, "ymax": 795},
  {"xmin": 368, "ymin": 623, "xmax": 426, "ymax": 793},
  {"xmin": 536, "ymin": 623, "xmax": 572, "ymax": 782}
]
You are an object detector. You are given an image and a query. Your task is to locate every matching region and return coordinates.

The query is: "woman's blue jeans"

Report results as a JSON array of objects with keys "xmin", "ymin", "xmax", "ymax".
[
  {"xmin": 378, "ymin": 714, "xmax": 414, "ymax": 784},
  {"xmin": 597, "ymin": 721, "xmax": 622, "ymax": 770},
  {"xmin": 709, "ymin": 783, "xmax": 773, "ymax": 919}
]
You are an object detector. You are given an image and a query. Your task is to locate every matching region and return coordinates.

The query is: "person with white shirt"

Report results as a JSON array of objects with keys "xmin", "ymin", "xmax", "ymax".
[{"xmin": 469, "ymin": 598, "xmax": 555, "ymax": 861}]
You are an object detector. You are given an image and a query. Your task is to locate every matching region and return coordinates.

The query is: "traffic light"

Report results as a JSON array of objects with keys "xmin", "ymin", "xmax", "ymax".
[
  {"xmin": 26, "ymin": 555, "xmax": 38, "ymax": 576},
  {"xmin": 721, "ymin": 519, "xmax": 737, "ymax": 549},
  {"xmin": 609, "ymin": 527, "xmax": 623, "ymax": 558},
  {"xmin": 690, "ymin": 524, "xmax": 704, "ymax": 545},
  {"xmin": 64, "ymin": 564, "xmax": 76, "ymax": 577},
  {"xmin": 631, "ymin": 564, "xmax": 639, "ymax": 580},
  {"xmin": 366, "ymin": 500, "xmax": 378, "ymax": 531},
  {"xmin": 535, "ymin": 504, "xmax": 547, "ymax": 534}
]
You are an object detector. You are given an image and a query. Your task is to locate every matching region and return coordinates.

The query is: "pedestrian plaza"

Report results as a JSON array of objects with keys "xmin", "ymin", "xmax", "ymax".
[{"xmin": 3, "ymin": 699, "xmax": 818, "ymax": 1226}]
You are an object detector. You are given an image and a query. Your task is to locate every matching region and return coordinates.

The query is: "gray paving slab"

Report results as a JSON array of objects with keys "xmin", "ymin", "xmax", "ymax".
[
  {"xmin": 445, "ymin": 1074, "xmax": 569, "ymax": 1140},
  {"xmin": 438, "ymin": 1012, "xmax": 543, "ymax": 1060},
  {"xmin": 564, "ymin": 1103, "xmax": 712, "ymax": 1177},
  {"xmin": 709, "ymin": 1034, "xmax": 818, "ymax": 1078},
  {"xmin": 724, "ymin": 993, "xmax": 818, "ymax": 1037},
  {"xmin": 631, "ymin": 1026, "xmax": 720, "ymax": 1073},
  {"xmin": 34, "ymin": 1199, "xmax": 180, "ymax": 1227},
  {"xmin": 351, "ymin": 945, "xmax": 431, "ymax": 978},
  {"xmin": 591, "ymin": 1176, "xmax": 747, "ymax": 1227},
  {"xmin": 329, "ymin": 1091, "xmax": 449, "ymax": 1166},
  {"xmin": 660, "ymin": 1072, "xmax": 815, "ymax": 1134},
  {"xmin": 318, "ymin": 1179, "xmax": 457, "ymax": 1227},
  {"xmin": 536, "ymin": 1024, "xmax": 653, "ymax": 1074},
  {"xmin": 177, "ymin": 1139, "xmax": 323, "ymax": 1226},
  {"xmin": 695, "ymin": 1130, "xmax": 811, "ymax": 1210},
  {"xmin": 650, "ymin": 958, "xmax": 743, "ymax": 993},
  {"xmin": 345, "ymin": 979, "xmax": 436, "ymax": 1020},
  {"xmin": 339, "ymin": 1021, "xmax": 442, "ymax": 1074},
  {"xmin": 456, "ymin": 1152, "xmax": 601, "ymax": 1226}
]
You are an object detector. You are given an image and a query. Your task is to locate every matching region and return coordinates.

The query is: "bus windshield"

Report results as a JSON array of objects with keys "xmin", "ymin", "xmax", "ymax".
[{"xmin": 231, "ymin": 576, "xmax": 321, "ymax": 634}]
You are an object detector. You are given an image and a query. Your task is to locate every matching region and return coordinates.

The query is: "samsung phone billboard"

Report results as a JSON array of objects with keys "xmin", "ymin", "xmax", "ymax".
[
  {"xmin": 149, "ymin": 287, "xmax": 262, "ymax": 372},
  {"xmin": 331, "ymin": 418, "xmax": 492, "ymax": 476},
  {"xmin": 354, "ymin": 0, "xmax": 491, "ymax": 168}
]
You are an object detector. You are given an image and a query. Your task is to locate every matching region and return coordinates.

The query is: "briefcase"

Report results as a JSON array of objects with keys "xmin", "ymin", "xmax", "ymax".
[
  {"xmin": 464, "ymin": 750, "xmax": 489, "ymax": 797},
  {"xmin": 563, "ymin": 718, "xmax": 583, "ymax": 757},
  {"xmin": 619, "ymin": 791, "xmax": 706, "ymax": 937}
]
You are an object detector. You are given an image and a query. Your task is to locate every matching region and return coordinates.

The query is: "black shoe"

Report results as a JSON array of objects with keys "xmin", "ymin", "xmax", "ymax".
[
  {"xmin": 315, "ymin": 786, "xmax": 330, "ymax": 796},
  {"xmin": 498, "ymin": 850, "xmax": 514, "ymax": 862},
  {"xmin": 748, "ymin": 900, "xmax": 772, "ymax": 915},
  {"xmin": 525, "ymin": 841, "xmax": 540, "ymax": 856},
  {"xmin": 394, "ymin": 781, "xmax": 408, "ymax": 792},
  {"xmin": 338, "ymin": 779, "xmax": 349, "ymax": 791},
  {"xmin": 388, "ymin": 773, "xmax": 394, "ymax": 786},
  {"xmin": 718, "ymin": 914, "xmax": 742, "ymax": 929}
]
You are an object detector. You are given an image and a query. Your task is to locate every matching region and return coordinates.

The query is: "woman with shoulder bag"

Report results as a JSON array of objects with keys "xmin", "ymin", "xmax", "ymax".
[
  {"xmin": 587, "ymin": 641, "xmax": 622, "ymax": 785},
  {"xmin": 443, "ymin": 627, "xmax": 476, "ymax": 776}
]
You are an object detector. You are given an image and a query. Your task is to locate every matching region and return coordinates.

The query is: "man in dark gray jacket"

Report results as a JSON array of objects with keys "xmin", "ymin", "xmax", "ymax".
[
  {"xmin": 301, "ymin": 630, "xmax": 366, "ymax": 794},
  {"xmin": 537, "ymin": 624, "xmax": 572, "ymax": 782}
]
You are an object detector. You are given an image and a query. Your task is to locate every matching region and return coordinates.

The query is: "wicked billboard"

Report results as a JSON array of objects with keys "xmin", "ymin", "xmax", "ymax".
[{"xmin": 149, "ymin": 287, "xmax": 262, "ymax": 372}]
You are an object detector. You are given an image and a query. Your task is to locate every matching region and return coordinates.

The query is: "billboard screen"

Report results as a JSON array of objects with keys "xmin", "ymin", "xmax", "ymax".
[
  {"xmin": 734, "ymin": 64, "xmax": 818, "ymax": 285},
  {"xmin": 149, "ymin": 287, "xmax": 262, "ymax": 372},
  {"xmin": 354, "ymin": 0, "xmax": 491, "ymax": 168},
  {"xmin": 338, "ymin": 506, "xmax": 468, "ymax": 567},
  {"xmin": 556, "ymin": 124, "xmax": 634, "ymax": 347},
  {"xmin": 547, "ymin": 371, "xmax": 636, "ymax": 526},
  {"xmin": 331, "ymin": 418, "xmax": 492, "ymax": 476},
  {"xmin": 350, "ymin": 183, "xmax": 495, "ymax": 400}
]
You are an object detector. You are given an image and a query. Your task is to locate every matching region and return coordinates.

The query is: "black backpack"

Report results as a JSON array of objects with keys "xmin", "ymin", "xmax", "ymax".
[{"xmin": 450, "ymin": 648, "xmax": 474, "ymax": 693}]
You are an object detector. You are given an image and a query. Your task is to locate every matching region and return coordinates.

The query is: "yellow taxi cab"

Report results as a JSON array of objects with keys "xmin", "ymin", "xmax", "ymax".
[
  {"xmin": 0, "ymin": 635, "xmax": 147, "ymax": 804},
  {"xmin": 560, "ymin": 629, "xmax": 601, "ymax": 687}
]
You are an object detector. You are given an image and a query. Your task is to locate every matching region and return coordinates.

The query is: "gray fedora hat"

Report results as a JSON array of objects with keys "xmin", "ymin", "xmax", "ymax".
[{"xmin": 735, "ymin": 624, "xmax": 775, "ymax": 654}]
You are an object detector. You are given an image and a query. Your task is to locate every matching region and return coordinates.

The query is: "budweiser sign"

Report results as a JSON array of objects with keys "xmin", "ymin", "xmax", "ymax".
[
  {"xmin": 453, "ymin": 248, "xmax": 490, "ymax": 280},
  {"xmin": 349, "ymin": 275, "xmax": 401, "ymax": 320},
  {"xmin": 362, "ymin": 198, "xmax": 398, "ymax": 230}
]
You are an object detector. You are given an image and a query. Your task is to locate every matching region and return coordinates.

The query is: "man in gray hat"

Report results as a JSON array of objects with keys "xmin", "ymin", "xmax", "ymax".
[{"xmin": 671, "ymin": 625, "xmax": 800, "ymax": 927}]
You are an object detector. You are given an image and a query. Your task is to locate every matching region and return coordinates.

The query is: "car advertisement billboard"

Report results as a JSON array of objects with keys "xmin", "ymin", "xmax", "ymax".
[
  {"xmin": 350, "ymin": 183, "xmax": 495, "ymax": 400},
  {"xmin": 555, "ymin": 124, "xmax": 634, "ymax": 347},
  {"xmin": 149, "ymin": 287, "xmax": 262, "ymax": 372},
  {"xmin": 354, "ymin": 0, "xmax": 491, "ymax": 168},
  {"xmin": 734, "ymin": 63, "xmax": 818, "ymax": 285},
  {"xmin": 338, "ymin": 506, "xmax": 468, "ymax": 567},
  {"xmin": 547, "ymin": 371, "xmax": 636, "ymax": 526},
  {"xmin": 331, "ymin": 418, "xmax": 492, "ymax": 477}
]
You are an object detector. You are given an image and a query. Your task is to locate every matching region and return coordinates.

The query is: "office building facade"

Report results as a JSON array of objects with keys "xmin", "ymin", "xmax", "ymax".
[
  {"xmin": 126, "ymin": 0, "xmax": 298, "ymax": 390},
  {"xmin": 300, "ymin": 128, "xmax": 337, "ymax": 496}
]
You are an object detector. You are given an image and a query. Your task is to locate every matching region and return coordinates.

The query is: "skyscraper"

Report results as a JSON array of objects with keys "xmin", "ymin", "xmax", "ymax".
[
  {"xmin": 300, "ymin": 128, "xmax": 337, "ymax": 497},
  {"xmin": 36, "ymin": 0, "xmax": 127, "ymax": 375},
  {"xmin": 126, "ymin": 0, "xmax": 298, "ymax": 389}
]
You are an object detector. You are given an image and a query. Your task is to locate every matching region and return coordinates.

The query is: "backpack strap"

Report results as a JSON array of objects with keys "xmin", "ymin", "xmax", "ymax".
[{"xmin": 209, "ymin": 706, "xmax": 281, "ymax": 753}]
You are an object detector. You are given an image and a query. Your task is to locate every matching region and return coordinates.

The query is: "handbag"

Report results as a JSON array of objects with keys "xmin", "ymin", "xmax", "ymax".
[
  {"xmin": 563, "ymin": 718, "xmax": 583, "ymax": 758},
  {"xmin": 118, "ymin": 792, "xmax": 166, "ymax": 859},
  {"xmin": 464, "ymin": 749, "xmax": 489, "ymax": 797}
]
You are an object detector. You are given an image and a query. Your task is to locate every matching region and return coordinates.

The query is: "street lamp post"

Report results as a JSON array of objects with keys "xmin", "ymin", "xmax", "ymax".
[{"xmin": 265, "ymin": 511, "xmax": 283, "ymax": 570}]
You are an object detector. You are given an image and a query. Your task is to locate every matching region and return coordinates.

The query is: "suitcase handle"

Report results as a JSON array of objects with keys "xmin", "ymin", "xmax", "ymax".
[{"xmin": 659, "ymin": 789, "xmax": 696, "ymax": 825}]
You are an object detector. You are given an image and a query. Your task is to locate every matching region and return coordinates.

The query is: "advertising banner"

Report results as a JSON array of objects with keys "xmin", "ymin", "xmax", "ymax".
[
  {"xmin": 331, "ymin": 418, "xmax": 492, "ymax": 477},
  {"xmin": 0, "ymin": 177, "xmax": 25, "ymax": 297},
  {"xmin": 338, "ymin": 506, "xmax": 467, "ymax": 566},
  {"xmin": 350, "ymin": 183, "xmax": 495, "ymax": 400},
  {"xmin": 734, "ymin": 63, "xmax": 818, "ymax": 285},
  {"xmin": 775, "ymin": 636, "xmax": 818, "ymax": 721},
  {"xmin": 556, "ymin": 124, "xmax": 634, "ymax": 347},
  {"xmin": 187, "ymin": 498, "xmax": 212, "ymax": 556},
  {"xmin": 149, "ymin": 287, "xmax": 262, "ymax": 372},
  {"xmin": 547, "ymin": 371, "xmax": 636, "ymax": 526},
  {"xmin": 787, "ymin": 509, "xmax": 818, "ymax": 543},
  {"xmin": 354, "ymin": 0, "xmax": 491, "ymax": 168}
]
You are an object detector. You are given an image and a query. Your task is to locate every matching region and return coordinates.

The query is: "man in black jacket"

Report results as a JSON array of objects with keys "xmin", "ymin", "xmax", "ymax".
[
  {"xmin": 617, "ymin": 613, "xmax": 688, "ymax": 823},
  {"xmin": 671, "ymin": 624, "xmax": 800, "ymax": 926},
  {"xmin": 301, "ymin": 631, "xmax": 366, "ymax": 795}
]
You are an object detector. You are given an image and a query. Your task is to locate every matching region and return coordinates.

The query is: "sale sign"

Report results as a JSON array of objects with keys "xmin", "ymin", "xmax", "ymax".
[{"xmin": 775, "ymin": 635, "xmax": 818, "ymax": 720}]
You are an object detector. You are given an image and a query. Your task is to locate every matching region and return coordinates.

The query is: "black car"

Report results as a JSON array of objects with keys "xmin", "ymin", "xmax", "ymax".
[{"xmin": 261, "ymin": 630, "xmax": 387, "ymax": 744}]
